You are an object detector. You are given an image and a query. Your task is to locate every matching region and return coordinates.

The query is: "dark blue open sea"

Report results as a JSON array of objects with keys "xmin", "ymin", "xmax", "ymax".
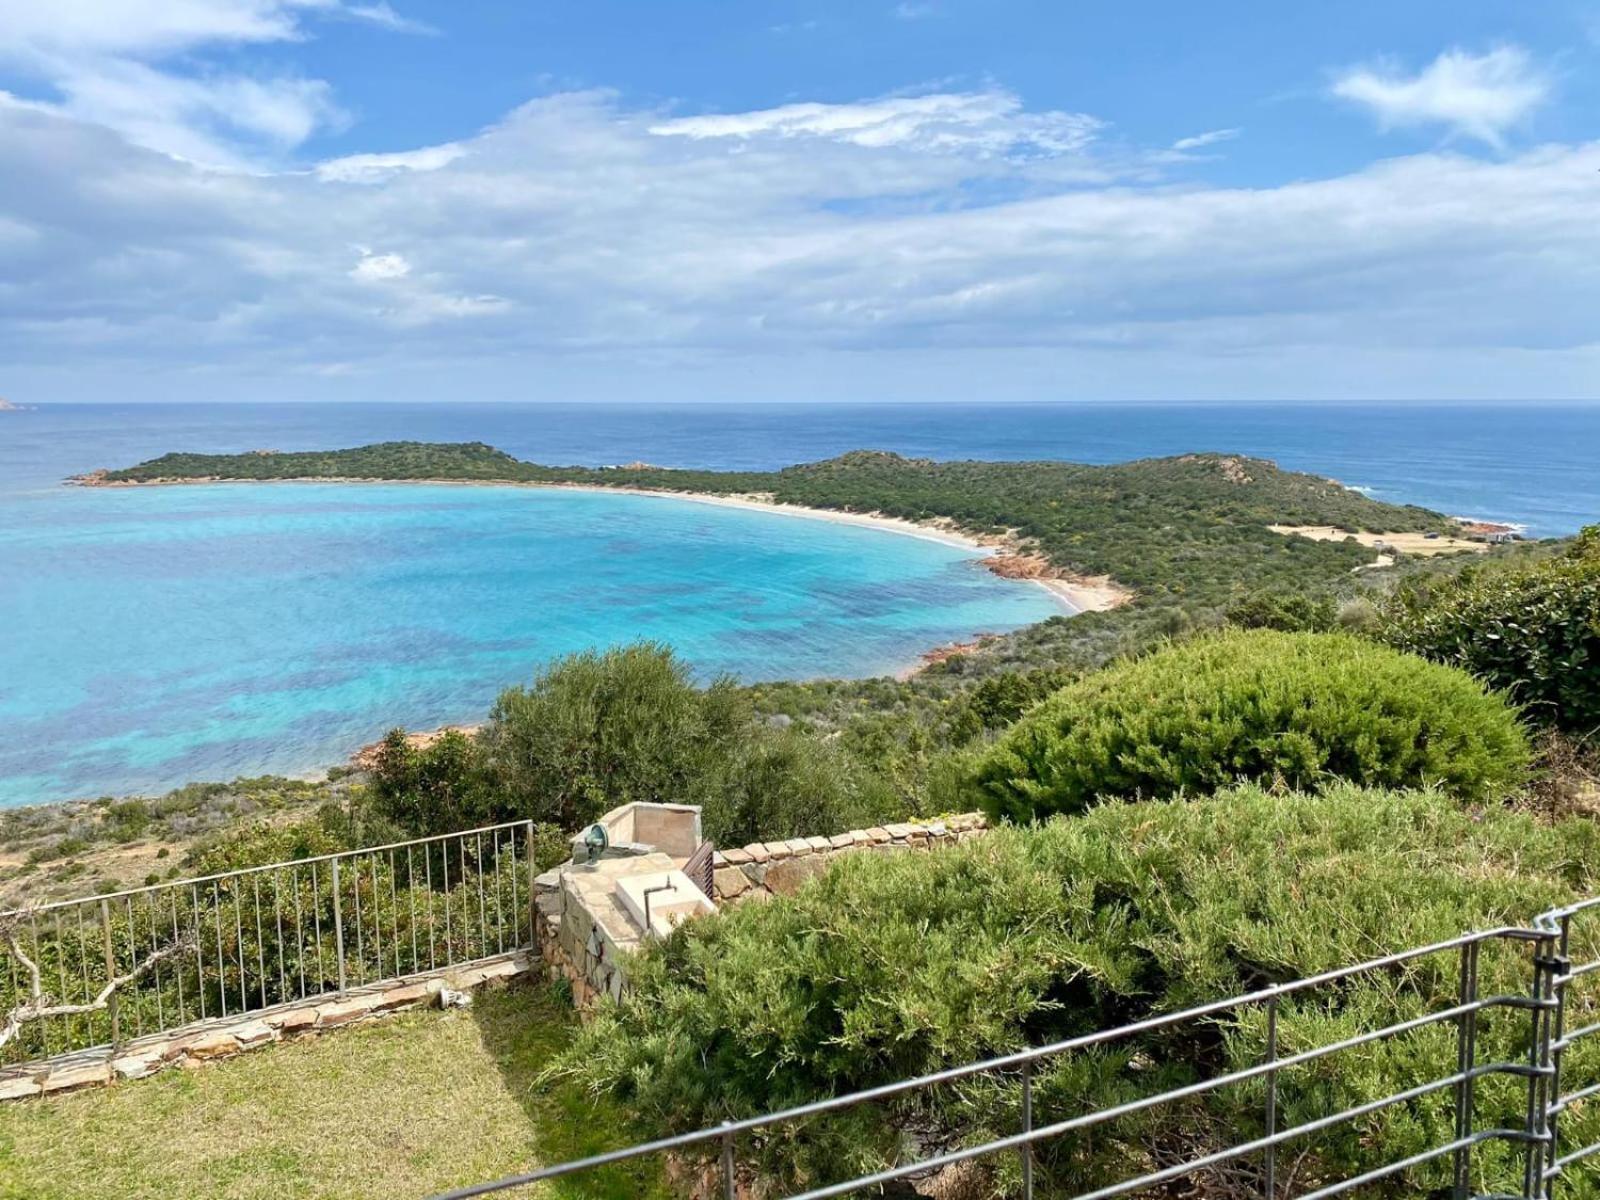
[{"xmin": 1, "ymin": 402, "xmax": 1595, "ymax": 805}]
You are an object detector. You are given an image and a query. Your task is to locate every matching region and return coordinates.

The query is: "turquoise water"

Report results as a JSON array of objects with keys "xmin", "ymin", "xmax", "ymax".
[
  {"xmin": 4, "ymin": 399, "xmax": 1596, "ymax": 807},
  {"xmin": 0, "ymin": 480, "xmax": 1061, "ymax": 805}
]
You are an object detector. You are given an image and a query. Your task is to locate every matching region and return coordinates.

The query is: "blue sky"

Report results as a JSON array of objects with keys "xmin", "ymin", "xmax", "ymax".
[{"xmin": 1, "ymin": 1, "xmax": 1597, "ymax": 403}]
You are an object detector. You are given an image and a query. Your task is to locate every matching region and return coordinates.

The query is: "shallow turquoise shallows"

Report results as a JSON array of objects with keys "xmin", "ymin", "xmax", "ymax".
[{"xmin": 0, "ymin": 483, "xmax": 1063, "ymax": 805}]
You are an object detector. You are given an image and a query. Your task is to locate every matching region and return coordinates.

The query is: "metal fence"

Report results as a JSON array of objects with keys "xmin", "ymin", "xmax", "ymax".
[
  {"xmin": 433, "ymin": 895, "xmax": 1600, "ymax": 1200},
  {"xmin": 0, "ymin": 820, "xmax": 538, "ymax": 1067}
]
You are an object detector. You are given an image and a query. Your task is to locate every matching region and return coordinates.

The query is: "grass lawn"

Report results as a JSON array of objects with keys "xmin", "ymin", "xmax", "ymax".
[{"xmin": 0, "ymin": 981, "xmax": 667, "ymax": 1200}]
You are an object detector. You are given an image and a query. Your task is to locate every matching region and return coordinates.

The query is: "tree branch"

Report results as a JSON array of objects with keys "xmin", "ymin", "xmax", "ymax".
[{"xmin": 1, "ymin": 922, "xmax": 193, "ymax": 1052}]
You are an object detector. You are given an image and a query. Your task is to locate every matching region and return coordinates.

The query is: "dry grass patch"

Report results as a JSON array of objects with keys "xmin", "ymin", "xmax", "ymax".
[{"xmin": 0, "ymin": 981, "xmax": 664, "ymax": 1200}]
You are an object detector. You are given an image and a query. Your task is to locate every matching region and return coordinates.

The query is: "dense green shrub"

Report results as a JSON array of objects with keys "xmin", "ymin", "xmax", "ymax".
[
  {"xmin": 1381, "ymin": 527, "xmax": 1600, "ymax": 734},
  {"xmin": 368, "ymin": 728, "xmax": 497, "ymax": 837},
  {"xmin": 364, "ymin": 644, "xmax": 906, "ymax": 849},
  {"xmin": 557, "ymin": 787, "xmax": 1600, "ymax": 1196},
  {"xmin": 970, "ymin": 630, "xmax": 1529, "ymax": 821},
  {"xmin": 1225, "ymin": 589, "xmax": 1336, "ymax": 632},
  {"xmin": 699, "ymin": 728, "xmax": 900, "ymax": 847},
  {"xmin": 479, "ymin": 643, "xmax": 749, "ymax": 833}
]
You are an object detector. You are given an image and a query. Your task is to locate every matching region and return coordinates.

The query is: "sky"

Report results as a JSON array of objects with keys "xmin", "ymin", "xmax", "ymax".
[{"xmin": 0, "ymin": 1, "xmax": 1597, "ymax": 404}]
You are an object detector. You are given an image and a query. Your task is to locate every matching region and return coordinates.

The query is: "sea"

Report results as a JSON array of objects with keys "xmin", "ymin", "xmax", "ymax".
[{"xmin": 1, "ymin": 401, "xmax": 1596, "ymax": 807}]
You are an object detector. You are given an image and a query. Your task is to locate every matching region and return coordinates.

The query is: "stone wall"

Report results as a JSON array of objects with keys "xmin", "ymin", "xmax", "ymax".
[
  {"xmin": 710, "ymin": 813, "xmax": 987, "ymax": 904},
  {"xmin": 0, "ymin": 953, "xmax": 530, "ymax": 1101},
  {"xmin": 534, "ymin": 814, "xmax": 988, "ymax": 1010},
  {"xmin": 533, "ymin": 853, "xmax": 664, "ymax": 1011}
]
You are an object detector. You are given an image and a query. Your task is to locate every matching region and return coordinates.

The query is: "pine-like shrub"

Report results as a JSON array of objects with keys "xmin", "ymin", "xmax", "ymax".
[
  {"xmin": 969, "ymin": 630, "xmax": 1528, "ymax": 822},
  {"xmin": 555, "ymin": 787, "xmax": 1600, "ymax": 1196},
  {"xmin": 1381, "ymin": 527, "xmax": 1600, "ymax": 734}
]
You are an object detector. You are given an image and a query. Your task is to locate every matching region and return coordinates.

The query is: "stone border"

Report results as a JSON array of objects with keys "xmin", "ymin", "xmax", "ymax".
[
  {"xmin": 0, "ymin": 952, "xmax": 530, "ymax": 1101},
  {"xmin": 711, "ymin": 813, "xmax": 987, "ymax": 903}
]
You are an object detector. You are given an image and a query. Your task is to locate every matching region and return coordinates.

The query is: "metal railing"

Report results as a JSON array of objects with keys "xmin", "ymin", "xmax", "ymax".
[
  {"xmin": 1, "ymin": 819, "xmax": 538, "ymax": 1067},
  {"xmin": 434, "ymin": 897, "xmax": 1600, "ymax": 1200}
]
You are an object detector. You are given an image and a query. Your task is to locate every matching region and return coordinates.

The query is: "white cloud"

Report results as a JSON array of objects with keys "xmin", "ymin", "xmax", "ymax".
[
  {"xmin": 316, "ymin": 143, "xmax": 466, "ymax": 182},
  {"xmin": 0, "ymin": 0, "xmax": 422, "ymax": 166},
  {"xmin": 1331, "ymin": 46, "xmax": 1550, "ymax": 148},
  {"xmin": 1, "ymin": 85, "xmax": 1597, "ymax": 402},
  {"xmin": 894, "ymin": 3, "xmax": 935, "ymax": 19},
  {"xmin": 650, "ymin": 90, "xmax": 1101, "ymax": 157},
  {"xmin": 344, "ymin": 3, "xmax": 435, "ymax": 35},
  {"xmin": 0, "ymin": 0, "xmax": 325, "ymax": 58},
  {"xmin": 350, "ymin": 250, "xmax": 410, "ymax": 281},
  {"xmin": 1171, "ymin": 127, "xmax": 1239, "ymax": 151}
]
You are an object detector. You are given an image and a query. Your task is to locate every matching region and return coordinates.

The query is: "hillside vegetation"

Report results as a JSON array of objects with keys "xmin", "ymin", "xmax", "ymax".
[
  {"xmin": 100, "ymin": 442, "xmax": 1449, "ymax": 607},
  {"xmin": 560, "ymin": 787, "xmax": 1600, "ymax": 1197}
]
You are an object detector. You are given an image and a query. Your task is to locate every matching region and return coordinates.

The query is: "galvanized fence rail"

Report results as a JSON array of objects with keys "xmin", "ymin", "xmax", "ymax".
[
  {"xmin": 0, "ymin": 820, "xmax": 539, "ymax": 1067},
  {"xmin": 432, "ymin": 897, "xmax": 1600, "ymax": 1200}
]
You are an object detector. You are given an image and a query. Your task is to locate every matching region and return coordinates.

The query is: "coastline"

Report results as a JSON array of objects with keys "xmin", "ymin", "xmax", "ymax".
[{"xmin": 70, "ymin": 473, "xmax": 1134, "ymax": 615}]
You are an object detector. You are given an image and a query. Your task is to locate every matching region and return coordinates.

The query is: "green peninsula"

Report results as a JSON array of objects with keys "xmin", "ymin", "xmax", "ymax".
[{"xmin": 91, "ymin": 440, "xmax": 1451, "ymax": 607}]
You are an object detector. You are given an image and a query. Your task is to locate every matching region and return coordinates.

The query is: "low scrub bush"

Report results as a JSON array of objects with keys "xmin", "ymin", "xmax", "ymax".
[
  {"xmin": 969, "ymin": 629, "xmax": 1528, "ymax": 821},
  {"xmin": 369, "ymin": 643, "xmax": 907, "ymax": 848},
  {"xmin": 1381, "ymin": 527, "xmax": 1600, "ymax": 734},
  {"xmin": 557, "ymin": 787, "xmax": 1600, "ymax": 1196}
]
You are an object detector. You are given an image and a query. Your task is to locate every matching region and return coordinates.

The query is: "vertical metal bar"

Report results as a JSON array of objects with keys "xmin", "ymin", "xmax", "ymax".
[
  {"xmin": 232, "ymin": 880, "xmax": 247, "ymax": 1014},
  {"xmin": 292, "ymin": 864, "xmax": 307, "ymax": 1001},
  {"xmin": 1021, "ymin": 1057, "xmax": 1034, "ymax": 1200},
  {"xmin": 146, "ymin": 894, "xmax": 163, "ymax": 1032},
  {"xmin": 252, "ymin": 875, "xmax": 267, "ymax": 1010},
  {"xmin": 214, "ymin": 880, "xmax": 228, "ymax": 1018},
  {"xmin": 476, "ymin": 831, "xmax": 488, "ymax": 959},
  {"xmin": 30, "ymin": 914, "xmax": 46, "ymax": 1058},
  {"xmin": 351, "ymin": 855, "xmax": 366, "ymax": 985},
  {"xmin": 99, "ymin": 899, "xmax": 119, "ymax": 1051},
  {"xmin": 425, "ymin": 845, "xmax": 437, "ymax": 971},
  {"xmin": 331, "ymin": 857, "xmax": 347, "ymax": 993},
  {"xmin": 76, "ymin": 906, "xmax": 92, "ymax": 1041},
  {"xmin": 1544, "ymin": 916, "xmax": 1573, "ymax": 1194},
  {"xmin": 508, "ymin": 828, "xmax": 522, "ymax": 946},
  {"xmin": 407, "ymin": 844, "xmax": 420, "ymax": 975},
  {"xmin": 524, "ymin": 820, "xmax": 537, "ymax": 946},
  {"xmin": 54, "ymin": 910, "xmax": 69, "ymax": 1051},
  {"xmin": 720, "ymin": 1123, "xmax": 735, "ymax": 1200},
  {"xmin": 273, "ymin": 870, "xmax": 287, "ymax": 1004},
  {"xmin": 442, "ymin": 839, "xmax": 454, "ymax": 964},
  {"xmin": 1454, "ymin": 939, "xmax": 1484, "ymax": 1199},
  {"xmin": 170, "ymin": 889, "xmax": 184, "ymax": 1027},
  {"xmin": 493, "ymin": 832, "xmax": 505, "ymax": 954},
  {"xmin": 389, "ymin": 849, "xmax": 401, "ymax": 979},
  {"xmin": 4, "ymin": 918, "xmax": 19, "ymax": 1063},
  {"xmin": 1264, "ymin": 995, "xmax": 1279, "ymax": 1200},
  {"xmin": 123, "ymin": 896, "xmax": 142, "ymax": 1038},
  {"xmin": 370, "ymin": 855, "xmax": 380, "ymax": 981},
  {"xmin": 312, "ymin": 860, "xmax": 326, "ymax": 991},
  {"xmin": 193, "ymin": 885, "xmax": 207, "ymax": 1021},
  {"xmin": 1525, "ymin": 933, "xmax": 1557, "ymax": 1198}
]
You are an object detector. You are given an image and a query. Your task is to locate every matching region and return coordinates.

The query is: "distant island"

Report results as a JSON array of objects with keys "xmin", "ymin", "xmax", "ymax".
[
  {"xmin": 0, "ymin": 398, "xmax": 22, "ymax": 412},
  {"xmin": 75, "ymin": 440, "xmax": 1463, "ymax": 612}
]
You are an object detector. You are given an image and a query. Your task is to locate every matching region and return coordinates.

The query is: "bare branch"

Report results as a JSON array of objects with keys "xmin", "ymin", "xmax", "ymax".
[{"xmin": 1, "ymin": 919, "xmax": 192, "ymax": 1052}]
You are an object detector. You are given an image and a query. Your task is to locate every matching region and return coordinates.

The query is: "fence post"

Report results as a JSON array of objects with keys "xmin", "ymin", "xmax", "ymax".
[
  {"xmin": 331, "ymin": 858, "xmax": 347, "ymax": 993},
  {"xmin": 1264, "ymin": 995, "xmax": 1279, "ymax": 1200},
  {"xmin": 1021, "ymin": 1057, "xmax": 1034, "ymax": 1199},
  {"xmin": 720, "ymin": 1121, "xmax": 735, "ymax": 1200},
  {"xmin": 1525, "ymin": 933, "xmax": 1558, "ymax": 1199},
  {"xmin": 99, "ymin": 898, "xmax": 119, "ymax": 1050},
  {"xmin": 525, "ymin": 821, "xmax": 538, "ymax": 948},
  {"xmin": 1543, "ymin": 918, "xmax": 1573, "ymax": 1198},
  {"xmin": 1454, "ymin": 939, "xmax": 1481, "ymax": 1200}
]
